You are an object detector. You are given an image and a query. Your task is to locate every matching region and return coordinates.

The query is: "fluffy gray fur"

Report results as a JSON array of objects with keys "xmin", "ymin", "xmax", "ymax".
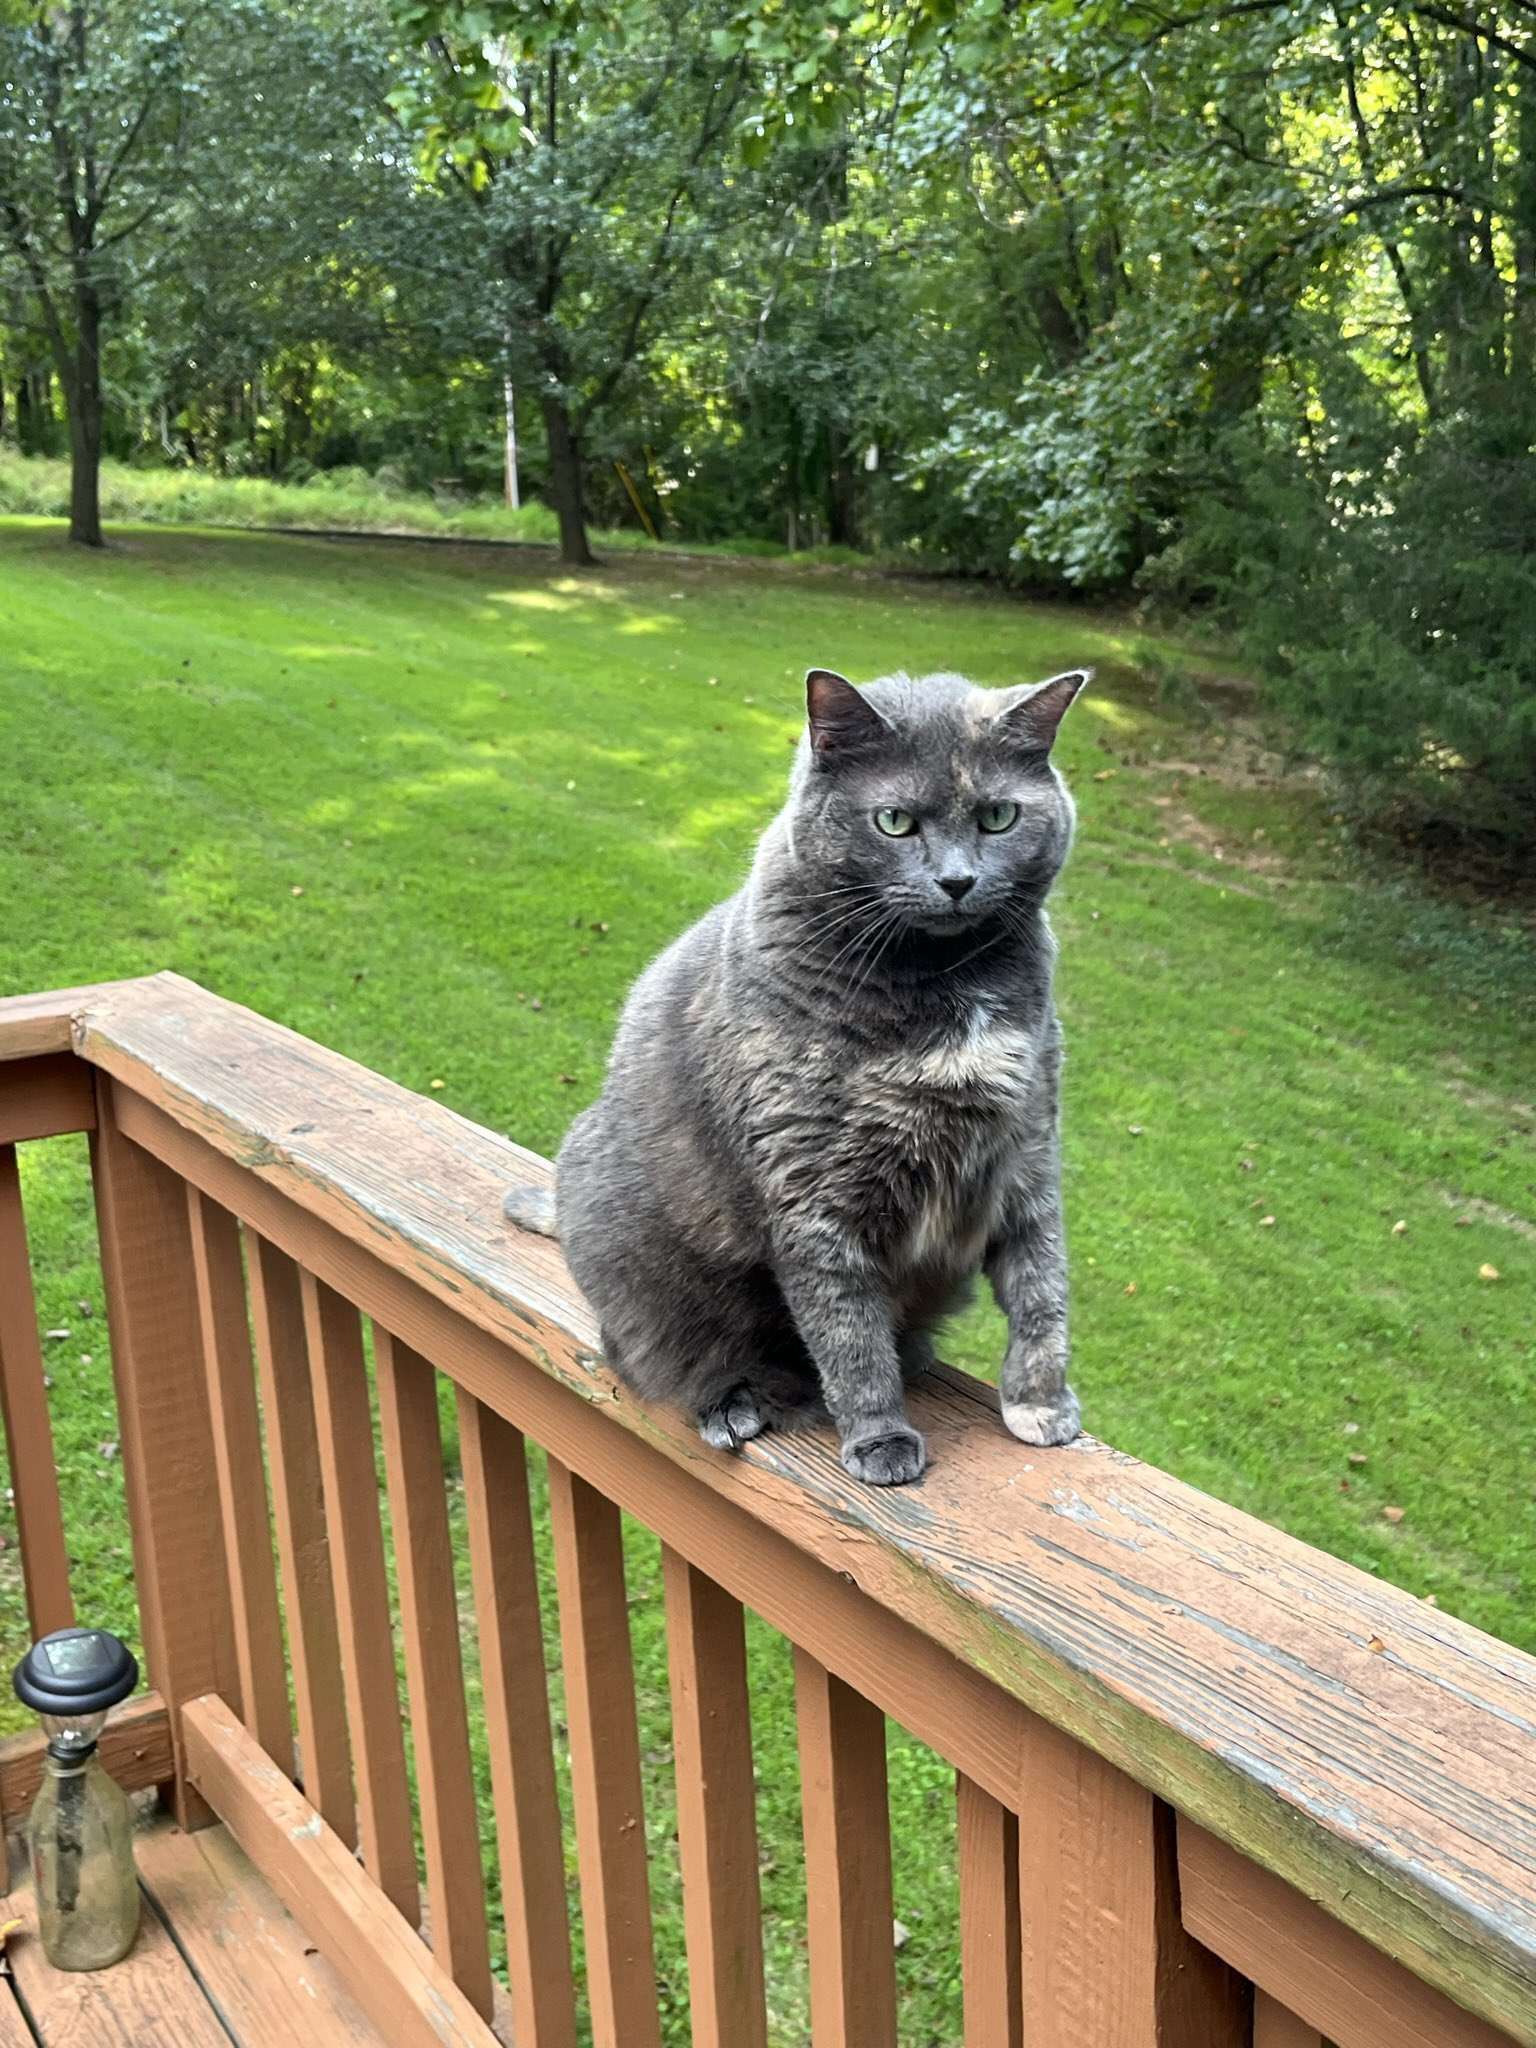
[{"xmin": 506, "ymin": 665, "xmax": 1089, "ymax": 1485}]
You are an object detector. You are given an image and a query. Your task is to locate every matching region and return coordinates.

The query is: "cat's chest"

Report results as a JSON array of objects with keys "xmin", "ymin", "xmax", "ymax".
[
  {"xmin": 854, "ymin": 1007, "xmax": 1041, "ymax": 1129},
  {"xmin": 842, "ymin": 1010, "xmax": 1043, "ymax": 1267}
]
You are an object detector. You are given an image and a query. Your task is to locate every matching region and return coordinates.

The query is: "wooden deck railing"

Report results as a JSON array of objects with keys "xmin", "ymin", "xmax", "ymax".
[{"xmin": 1, "ymin": 970, "xmax": 1533, "ymax": 2048}]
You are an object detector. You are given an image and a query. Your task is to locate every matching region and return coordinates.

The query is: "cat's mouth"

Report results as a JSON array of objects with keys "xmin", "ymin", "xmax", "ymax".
[{"xmin": 912, "ymin": 903, "xmax": 989, "ymax": 938}]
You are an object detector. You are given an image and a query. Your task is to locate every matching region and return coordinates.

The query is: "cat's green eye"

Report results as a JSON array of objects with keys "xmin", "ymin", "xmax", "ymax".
[
  {"xmin": 978, "ymin": 800, "xmax": 1020, "ymax": 834},
  {"xmin": 874, "ymin": 806, "xmax": 919, "ymax": 838}
]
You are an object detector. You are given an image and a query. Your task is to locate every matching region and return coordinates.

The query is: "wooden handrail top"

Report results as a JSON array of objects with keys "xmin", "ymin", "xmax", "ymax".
[
  {"xmin": 0, "ymin": 980, "xmax": 139, "ymax": 1062},
  {"xmin": 6, "ymin": 972, "xmax": 1534, "ymax": 2042}
]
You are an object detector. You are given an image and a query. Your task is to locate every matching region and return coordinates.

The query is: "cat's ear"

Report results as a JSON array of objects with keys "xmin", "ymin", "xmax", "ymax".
[
  {"xmin": 806, "ymin": 669, "xmax": 889, "ymax": 764},
  {"xmin": 994, "ymin": 668, "xmax": 1091, "ymax": 753}
]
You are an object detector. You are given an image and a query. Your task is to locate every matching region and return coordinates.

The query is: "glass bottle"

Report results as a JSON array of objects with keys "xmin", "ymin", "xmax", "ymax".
[
  {"xmin": 26, "ymin": 1748, "xmax": 139, "ymax": 1969},
  {"xmin": 14, "ymin": 1628, "xmax": 141, "ymax": 1971}
]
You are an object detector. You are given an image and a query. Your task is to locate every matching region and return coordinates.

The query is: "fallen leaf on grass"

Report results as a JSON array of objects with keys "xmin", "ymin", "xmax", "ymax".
[
  {"xmin": 290, "ymin": 885, "xmax": 305, "ymax": 897},
  {"xmin": 429, "ymin": 1079, "xmax": 445, "ymax": 1091},
  {"xmin": 1258, "ymin": 1214, "xmax": 1276, "ymax": 1228},
  {"xmin": 1092, "ymin": 768, "xmax": 1116, "ymax": 782},
  {"xmin": 1382, "ymin": 1505, "xmax": 1405, "ymax": 1524},
  {"xmin": 557, "ymin": 1074, "xmax": 578, "ymax": 1087},
  {"xmin": 1391, "ymin": 1220, "xmax": 1407, "ymax": 1236},
  {"xmin": 1478, "ymin": 1263, "xmax": 1500, "ymax": 1281},
  {"xmin": 1124, "ymin": 1281, "xmax": 1137, "ymax": 1296},
  {"xmin": 1348, "ymin": 1452, "xmax": 1367, "ymax": 1466}
]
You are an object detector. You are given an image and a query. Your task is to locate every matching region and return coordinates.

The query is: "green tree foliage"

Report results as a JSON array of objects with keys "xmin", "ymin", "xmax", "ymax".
[
  {"xmin": 387, "ymin": 0, "xmax": 768, "ymax": 562},
  {"xmin": 0, "ymin": 0, "xmax": 407, "ymax": 542},
  {"xmin": 2, "ymin": 0, "xmax": 1533, "ymax": 847}
]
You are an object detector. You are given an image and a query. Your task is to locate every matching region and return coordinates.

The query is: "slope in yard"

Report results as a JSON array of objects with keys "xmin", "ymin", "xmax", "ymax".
[{"xmin": 1, "ymin": 519, "xmax": 1532, "ymax": 2043}]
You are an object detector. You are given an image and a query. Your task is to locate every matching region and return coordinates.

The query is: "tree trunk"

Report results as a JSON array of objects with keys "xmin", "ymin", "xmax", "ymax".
[
  {"xmin": 67, "ymin": 284, "xmax": 104, "ymax": 547},
  {"xmin": 541, "ymin": 390, "xmax": 594, "ymax": 565},
  {"xmin": 824, "ymin": 424, "xmax": 859, "ymax": 548}
]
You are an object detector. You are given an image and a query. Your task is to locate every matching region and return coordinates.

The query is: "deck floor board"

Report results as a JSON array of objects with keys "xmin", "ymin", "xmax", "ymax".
[{"xmin": 4, "ymin": 1810, "xmax": 403, "ymax": 2045}]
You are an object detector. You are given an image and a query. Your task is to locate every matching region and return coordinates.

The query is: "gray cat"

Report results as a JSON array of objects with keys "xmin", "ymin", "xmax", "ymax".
[{"xmin": 505, "ymin": 666, "xmax": 1088, "ymax": 1485}]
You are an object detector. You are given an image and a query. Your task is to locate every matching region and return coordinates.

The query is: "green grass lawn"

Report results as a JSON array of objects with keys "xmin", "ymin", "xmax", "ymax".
[{"xmin": 1, "ymin": 518, "xmax": 1532, "ymax": 2044}]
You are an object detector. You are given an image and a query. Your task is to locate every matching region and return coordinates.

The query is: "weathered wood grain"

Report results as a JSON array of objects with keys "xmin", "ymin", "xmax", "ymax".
[
  {"xmin": 0, "ymin": 1694, "xmax": 170, "ymax": 1828},
  {"xmin": 91, "ymin": 1076, "xmax": 239, "ymax": 1830},
  {"xmin": 0, "ymin": 1052, "xmax": 95, "ymax": 1143},
  {"xmin": 183, "ymin": 1693, "xmax": 501, "ymax": 2048},
  {"xmin": 374, "ymin": 1326, "xmax": 493, "ymax": 2017},
  {"xmin": 68, "ymin": 973, "xmax": 1536, "ymax": 2043},
  {"xmin": 0, "ymin": 982, "xmax": 131, "ymax": 1062},
  {"xmin": 302, "ymin": 1274, "xmax": 419, "ymax": 1926},
  {"xmin": 3, "ymin": 1826, "xmax": 227, "ymax": 2048},
  {"xmin": 663, "ymin": 1548, "xmax": 767, "ymax": 2048},
  {"xmin": 1182, "ymin": 1820, "xmax": 1514, "ymax": 2048},
  {"xmin": 187, "ymin": 1189, "xmax": 291, "ymax": 1766},
  {"xmin": 0, "ymin": 1144, "xmax": 73, "ymax": 1637},
  {"xmin": 0, "ymin": 1982, "xmax": 30, "ymax": 2048},
  {"xmin": 134, "ymin": 1816, "xmax": 384, "ymax": 2046},
  {"xmin": 957, "ymin": 1773, "xmax": 1021, "ymax": 2048},
  {"xmin": 458, "ymin": 1391, "xmax": 577, "ymax": 2048}
]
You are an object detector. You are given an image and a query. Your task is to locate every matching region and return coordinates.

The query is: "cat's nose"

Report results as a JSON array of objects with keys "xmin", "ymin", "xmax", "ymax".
[{"xmin": 938, "ymin": 874, "xmax": 976, "ymax": 902}]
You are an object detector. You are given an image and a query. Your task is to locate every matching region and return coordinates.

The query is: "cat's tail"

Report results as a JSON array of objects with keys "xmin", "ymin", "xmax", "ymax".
[{"xmin": 503, "ymin": 1182, "xmax": 559, "ymax": 1237}]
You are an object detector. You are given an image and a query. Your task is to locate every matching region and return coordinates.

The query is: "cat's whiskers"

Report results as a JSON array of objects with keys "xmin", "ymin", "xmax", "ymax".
[
  {"xmin": 806, "ymin": 903, "xmax": 893, "ymax": 985},
  {"xmin": 847, "ymin": 908, "xmax": 906, "ymax": 1004},
  {"xmin": 785, "ymin": 897, "xmax": 890, "ymax": 953},
  {"xmin": 821, "ymin": 904, "xmax": 905, "ymax": 991}
]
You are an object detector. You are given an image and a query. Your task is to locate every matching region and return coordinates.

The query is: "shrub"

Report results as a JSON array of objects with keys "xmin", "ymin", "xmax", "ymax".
[{"xmin": 1143, "ymin": 424, "xmax": 1536, "ymax": 856}]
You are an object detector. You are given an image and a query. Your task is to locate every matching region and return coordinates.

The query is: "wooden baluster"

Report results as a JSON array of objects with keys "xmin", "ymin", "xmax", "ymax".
[
  {"xmin": 957, "ymin": 1772, "xmax": 1022, "ymax": 2048},
  {"xmin": 1255, "ymin": 1993, "xmax": 1327, "ymax": 2048},
  {"xmin": 186, "ymin": 1188, "xmax": 290, "ymax": 1765},
  {"xmin": 458, "ymin": 1392, "xmax": 577, "ymax": 2048},
  {"xmin": 1016, "ymin": 1717, "xmax": 1246, "ymax": 2048},
  {"xmin": 245, "ymin": 1230, "xmax": 355, "ymax": 1846},
  {"xmin": 303, "ymin": 1274, "xmax": 419, "ymax": 1924},
  {"xmin": 91, "ymin": 1078, "xmax": 239, "ymax": 1827},
  {"xmin": 663, "ymin": 1547, "xmax": 767, "ymax": 2048},
  {"xmin": 374, "ymin": 1327, "xmax": 493, "ymax": 2019},
  {"xmin": 794, "ymin": 1648, "xmax": 897, "ymax": 2048},
  {"xmin": 0, "ymin": 1144, "xmax": 73, "ymax": 1637},
  {"xmin": 546, "ymin": 1456, "xmax": 661, "ymax": 2048}
]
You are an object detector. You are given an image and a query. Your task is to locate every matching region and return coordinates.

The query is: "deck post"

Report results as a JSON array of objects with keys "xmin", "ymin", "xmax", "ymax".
[{"xmin": 91, "ymin": 1073, "xmax": 240, "ymax": 1828}]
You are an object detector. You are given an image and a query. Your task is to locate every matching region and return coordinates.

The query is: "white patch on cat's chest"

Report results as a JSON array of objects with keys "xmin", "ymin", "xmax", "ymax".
[
  {"xmin": 870, "ymin": 1007, "xmax": 1039, "ymax": 1271},
  {"xmin": 905, "ymin": 1007, "xmax": 1036, "ymax": 1097}
]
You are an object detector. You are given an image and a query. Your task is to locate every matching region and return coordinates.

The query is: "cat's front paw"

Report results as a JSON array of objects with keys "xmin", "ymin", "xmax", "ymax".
[
  {"xmin": 842, "ymin": 1425, "xmax": 927, "ymax": 1487},
  {"xmin": 1002, "ymin": 1385, "xmax": 1082, "ymax": 1447}
]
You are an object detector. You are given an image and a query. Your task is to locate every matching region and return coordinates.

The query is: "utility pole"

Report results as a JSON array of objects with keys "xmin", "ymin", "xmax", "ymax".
[{"xmin": 502, "ymin": 372, "xmax": 520, "ymax": 509}]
